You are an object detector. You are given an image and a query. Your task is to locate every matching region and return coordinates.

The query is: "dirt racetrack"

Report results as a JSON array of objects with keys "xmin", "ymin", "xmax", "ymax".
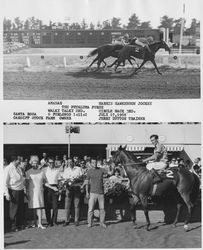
[
  {"xmin": 3, "ymin": 68, "xmax": 200, "ymax": 99},
  {"xmin": 4, "ymin": 209, "xmax": 201, "ymax": 249}
]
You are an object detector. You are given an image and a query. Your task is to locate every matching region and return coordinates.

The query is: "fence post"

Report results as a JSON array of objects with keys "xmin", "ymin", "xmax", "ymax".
[
  {"xmin": 63, "ymin": 57, "xmax": 67, "ymax": 68},
  {"xmin": 26, "ymin": 56, "xmax": 31, "ymax": 67},
  {"xmin": 178, "ymin": 56, "xmax": 182, "ymax": 68}
]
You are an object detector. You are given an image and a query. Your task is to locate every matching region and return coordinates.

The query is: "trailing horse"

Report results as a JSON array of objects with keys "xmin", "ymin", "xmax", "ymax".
[
  {"xmin": 114, "ymin": 40, "xmax": 171, "ymax": 74},
  {"xmin": 113, "ymin": 146, "xmax": 200, "ymax": 231},
  {"xmin": 86, "ymin": 39, "xmax": 138, "ymax": 71}
]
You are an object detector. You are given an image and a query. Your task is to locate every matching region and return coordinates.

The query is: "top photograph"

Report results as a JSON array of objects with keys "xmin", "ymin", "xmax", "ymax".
[{"xmin": 3, "ymin": 0, "xmax": 201, "ymax": 100}]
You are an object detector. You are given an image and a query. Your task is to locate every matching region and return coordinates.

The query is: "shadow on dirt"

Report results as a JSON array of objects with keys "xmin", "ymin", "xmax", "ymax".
[
  {"xmin": 64, "ymin": 69, "xmax": 135, "ymax": 79},
  {"xmin": 64, "ymin": 65, "xmax": 190, "ymax": 79}
]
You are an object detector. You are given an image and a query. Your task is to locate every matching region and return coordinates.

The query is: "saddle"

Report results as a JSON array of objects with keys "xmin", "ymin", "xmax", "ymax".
[{"xmin": 151, "ymin": 168, "xmax": 177, "ymax": 184}]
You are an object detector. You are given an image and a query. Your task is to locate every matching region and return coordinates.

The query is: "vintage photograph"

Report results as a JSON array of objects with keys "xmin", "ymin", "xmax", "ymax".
[
  {"xmin": 3, "ymin": 0, "xmax": 201, "ymax": 99},
  {"xmin": 3, "ymin": 122, "xmax": 201, "ymax": 248}
]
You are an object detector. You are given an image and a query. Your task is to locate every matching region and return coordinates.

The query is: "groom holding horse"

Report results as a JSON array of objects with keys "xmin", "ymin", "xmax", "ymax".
[{"xmin": 142, "ymin": 134, "xmax": 168, "ymax": 183}]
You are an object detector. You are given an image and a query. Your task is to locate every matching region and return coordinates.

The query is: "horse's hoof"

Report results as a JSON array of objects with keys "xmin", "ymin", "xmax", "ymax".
[
  {"xmin": 158, "ymin": 72, "xmax": 162, "ymax": 75},
  {"xmin": 172, "ymin": 224, "xmax": 177, "ymax": 228}
]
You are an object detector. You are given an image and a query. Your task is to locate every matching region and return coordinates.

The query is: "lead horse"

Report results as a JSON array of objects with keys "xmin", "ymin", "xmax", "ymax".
[
  {"xmin": 113, "ymin": 146, "xmax": 200, "ymax": 231},
  {"xmin": 113, "ymin": 40, "xmax": 171, "ymax": 74}
]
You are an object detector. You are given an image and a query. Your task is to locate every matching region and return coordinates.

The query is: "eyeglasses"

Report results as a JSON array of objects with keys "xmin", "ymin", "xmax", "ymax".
[{"xmin": 49, "ymin": 162, "xmax": 54, "ymax": 164}]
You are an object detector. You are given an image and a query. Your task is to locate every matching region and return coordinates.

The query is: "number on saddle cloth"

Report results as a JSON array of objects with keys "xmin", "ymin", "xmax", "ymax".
[{"xmin": 158, "ymin": 169, "xmax": 174, "ymax": 179}]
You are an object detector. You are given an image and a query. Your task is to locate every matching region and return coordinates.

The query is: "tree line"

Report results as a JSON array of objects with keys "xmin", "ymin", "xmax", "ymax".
[{"xmin": 4, "ymin": 14, "xmax": 199, "ymax": 35}]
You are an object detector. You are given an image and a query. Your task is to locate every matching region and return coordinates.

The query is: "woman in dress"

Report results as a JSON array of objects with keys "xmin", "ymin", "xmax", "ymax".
[{"xmin": 25, "ymin": 155, "xmax": 46, "ymax": 229}]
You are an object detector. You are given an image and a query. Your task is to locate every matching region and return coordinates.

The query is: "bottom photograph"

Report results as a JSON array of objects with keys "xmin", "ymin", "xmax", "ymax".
[{"xmin": 3, "ymin": 122, "xmax": 201, "ymax": 248}]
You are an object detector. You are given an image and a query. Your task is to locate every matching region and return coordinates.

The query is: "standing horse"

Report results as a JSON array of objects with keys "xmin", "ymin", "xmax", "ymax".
[
  {"xmin": 114, "ymin": 40, "xmax": 171, "ymax": 74},
  {"xmin": 113, "ymin": 146, "xmax": 200, "ymax": 231},
  {"xmin": 86, "ymin": 39, "xmax": 138, "ymax": 72}
]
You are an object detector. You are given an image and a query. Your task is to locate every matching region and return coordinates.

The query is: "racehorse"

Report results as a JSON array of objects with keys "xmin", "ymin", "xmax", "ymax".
[
  {"xmin": 113, "ymin": 146, "xmax": 200, "ymax": 231},
  {"xmin": 86, "ymin": 38, "xmax": 138, "ymax": 72},
  {"xmin": 114, "ymin": 40, "xmax": 171, "ymax": 74}
]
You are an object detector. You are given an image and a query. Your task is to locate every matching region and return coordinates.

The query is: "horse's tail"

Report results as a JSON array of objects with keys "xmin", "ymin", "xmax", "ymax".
[
  {"xmin": 190, "ymin": 173, "xmax": 200, "ymax": 204},
  {"xmin": 87, "ymin": 48, "xmax": 98, "ymax": 57}
]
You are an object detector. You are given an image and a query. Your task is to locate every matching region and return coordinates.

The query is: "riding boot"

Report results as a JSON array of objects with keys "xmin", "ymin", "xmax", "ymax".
[
  {"xmin": 151, "ymin": 168, "xmax": 162, "ymax": 184},
  {"xmin": 145, "ymin": 44, "xmax": 151, "ymax": 53}
]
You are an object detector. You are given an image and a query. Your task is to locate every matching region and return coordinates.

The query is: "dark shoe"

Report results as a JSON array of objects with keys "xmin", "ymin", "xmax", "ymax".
[
  {"xmin": 63, "ymin": 221, "xmax": 70, "ymax": 227},
  {"xmin": 74, "ymin": 221, "xmax": 79, "ymax": 227},
  {"xmin": 53, "ymin": 223, "xmax": 58, "ymax": 226}
]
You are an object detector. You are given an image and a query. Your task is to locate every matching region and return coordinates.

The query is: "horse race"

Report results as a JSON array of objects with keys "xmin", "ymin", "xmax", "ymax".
[{"xmin": 3, "ymin": 1, "xmax": 200, "ymax": 100}]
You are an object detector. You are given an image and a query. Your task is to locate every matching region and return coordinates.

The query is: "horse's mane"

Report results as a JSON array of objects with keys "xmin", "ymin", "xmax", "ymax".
[{"xmin": 122, "ymin": 149, "xmax": 141, "ymax": 163}]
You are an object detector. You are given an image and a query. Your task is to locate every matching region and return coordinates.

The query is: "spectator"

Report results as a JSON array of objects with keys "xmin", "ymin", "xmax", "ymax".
[
  {"xmin": 169, "ymin": 157, "xmax": 178, "ymax": 168},
  {"xmin": 4, "ymin": 158, "xmax": 8, "ymax": 169},
  {"xmin": 44, "ymin": 157, "xmax": 62, "ymax": 227},
  {"xmin": 61, "ymin": 155, "xmax": 67, "ymax": 170},
  {"xmin": 73, "ymin": 156, "xmax": 79, "ymax": 166},
  {"xmin": 63, "ymin": 157, "xmax": 83, "ymax": 227},
  {"xmin": 86, "ymin": 158, "xmax": 114, "ymax": 228},
  {"xmin": 185, "ymin": 159, "xmax": 191, "ymax": 170},
  {"xmin": 191, "ymin": 158, "xmax": 201, "ymax": 177},
  {"xmin": 115, "ymin": 163, "xmax": 126, "ymax": 177},
  {"xmin": 54, "ymin": 155, "xmax": 61, "ymax": 168},
  {"xmin": 85, "ymin": 157, "xmax": 91, "ymax": 170},
  {"xmin": 178, "ymin": 158, "xmax": 185, "ymax": 167},
  {"xmin": 83, "ymin": 155, "xmax": 88, "ymax": 162},
  {"xmin": 80, "ymin": 160, "xmax": 88, "ymax": 175},
  {"xmin": 97, "ymin": 159, "xmax": 103, "ymax": 168},
  {"xmin": 25, "ymin": 155, "xmax": 46, "ymax": 229},
  {"xmin": 109, "ymin": 169, "xmax": 122, "ymax": 183},
  {"xmin": 40, "ymin": 153, "xmax": 48, "ymax": 168},
  {"xmin": 4, "ymin": 156, "xmax": 25, "ymax": 231}
]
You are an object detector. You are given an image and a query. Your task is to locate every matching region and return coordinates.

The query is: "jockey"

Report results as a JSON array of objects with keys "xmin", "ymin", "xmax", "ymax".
[
  {"xmin": 112, "ymin": 33, "xmax": 129, "ymax": 46},
  {"xmin": 131, "ymin": 36, "xmax": 152, "ymax": 56},
  {"xmin": 122, "ymin": 33, "xmax": 130, "ymax": 45},
  {"xmin": 143, "ymin": 134, "xmax": 168, "ymax": 183}
]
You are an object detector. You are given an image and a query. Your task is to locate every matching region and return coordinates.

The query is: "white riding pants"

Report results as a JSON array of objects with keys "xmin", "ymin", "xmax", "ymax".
[{"xmin": 146, "ymin": 161, "xmax": 167, "ymax": 171}]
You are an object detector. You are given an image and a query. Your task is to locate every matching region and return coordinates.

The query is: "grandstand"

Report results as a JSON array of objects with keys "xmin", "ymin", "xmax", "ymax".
[{"xmin": 4, "ymin": 29, "xmax": 161, "ymax": 48}]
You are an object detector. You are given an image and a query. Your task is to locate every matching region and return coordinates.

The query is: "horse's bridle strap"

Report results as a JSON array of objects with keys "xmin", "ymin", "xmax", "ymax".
[{"xmin": 122, "ymin": 162, "xmax": 145, "ymax": 166}]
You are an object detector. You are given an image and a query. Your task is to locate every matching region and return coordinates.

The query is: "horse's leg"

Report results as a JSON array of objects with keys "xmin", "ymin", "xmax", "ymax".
[
  {"xmin": 151, "ymin": 58, "xmax": 162, "ymax": 75},
  {"xmin": 180, "ymin": 193, "xmax": 194, "ymax": 231},
  {"xmin": 130, "ymin": 195, "xmax": 139, "ymax": 228},
  {"xmin": 140, "ymin": 194, "xmax": 150, "ymax": 231},
  {"xmin": 86, "ymin": 56, "xmax": 98, "ymax": 71},
  {"xmin": 130, "ymin": 57, "xmax": 140, "ymax": 68},
  {"xmin": 102, "ymin": 60, "xmax": 107, "ymax": 68},
  {"xmin": 107, "ymin": 59, "xmax": 118, "ymax": 68},
  {"xmin": 114, "ymin": 61, "xmax": 121, "ymax": 72},
  {"xmin": 173, "ymin": 202, "xmax": 183, "ymax": 227},
  {"xmin": 128, "ymin": 59, "xmax": 133, "ymax": 66},
  {"xmin": 94, "ymin": 58, "xmax": 103, "ymax": 72},
  {"xmin": 131, "ymin": 60, "xmax": 147, "ymax": 76}
]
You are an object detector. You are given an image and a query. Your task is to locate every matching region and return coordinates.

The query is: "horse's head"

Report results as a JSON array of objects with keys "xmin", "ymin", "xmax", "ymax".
[
  {"xmin": 113, "ymin": 145, "xmax": 127, "ymax": 165},
  {"xmin": 160, "ymin": 40, "xmax": 171, "ymax": 54}
]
